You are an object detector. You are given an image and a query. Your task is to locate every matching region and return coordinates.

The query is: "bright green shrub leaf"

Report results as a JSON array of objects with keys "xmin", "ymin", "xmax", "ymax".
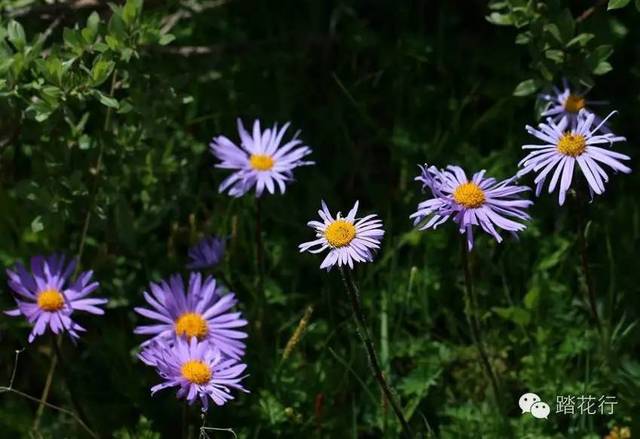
[
  {"xmin": 513, "ymin": 79, "xmax": 539, "ymax": 96},
  {"xmin": 608, "ymin": 0, "xmax": 631, "ymax": 9},
  {"xmin": 7, "ymin": 20, "xmax": 26, "ymax": 51}
]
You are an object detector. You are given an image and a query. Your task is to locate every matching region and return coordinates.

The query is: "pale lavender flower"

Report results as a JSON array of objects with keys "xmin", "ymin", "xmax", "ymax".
[
  {"xmin": 299, "ymin": 201, "xmax": 384, "ymax": 270},
  {"xmin": 134, "ymin": 273, "xmax": 248, "ymax": 360},
  {"xmin": 539, "ymin": 79, "xmax": 606, "ymax": 129},
  {"xmin": 144, "ymin": 337, "xmax": 248, "ymax": 411},
  {"xmin": 187, "ymin": 236, "xmax": 225, "ymax": 270},
  {"xmin": 4, "ymin": 254, "xmax": 107, "ymax": 342},
  {"xmin": 518, "ymin": 110, "xmax": 630, "ymax": 205},
  {"xmin": 210, "ymin": 118, "xmax": 314, "ymax": 197},
  {"xmin": 410, "ymin": 165, "xmax": 532, "ymax": 250}
]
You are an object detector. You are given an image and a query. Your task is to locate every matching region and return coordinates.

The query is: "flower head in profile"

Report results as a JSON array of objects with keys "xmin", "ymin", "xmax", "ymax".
[
  {"xmin": 144, "ymin": 337, "xmax": 248, "ymax": 411},
  {"xmin": 410, "ymin": 165, "xmax": 532, "ymax": 250},
  {"xmin": 518, "ymin": 110, "xmax": 630, "ymax": 205},
  {"xmin": 134, "ymin": 273, "xmax": 248, "ymax": 359},
  {"xmin": 187, "ymin": 236, "xmax": 225, "ymax": 270},
  {"xmin": 539, "ymin": 79, "xmax": 606, "ymax": 129},
  {"xmin": 210, "ymin": 118, "xmax": 314, "ymax": 197},
  {"xmin": 299, "ymin": 201, "xmax": 384, "ymax": 270},
  {"xmin": 4, "ymin": 254, "xmax": 107, "ymax": 342}
]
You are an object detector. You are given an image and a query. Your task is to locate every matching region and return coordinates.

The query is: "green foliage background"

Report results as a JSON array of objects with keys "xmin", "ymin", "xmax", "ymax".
[{"xmin": 1, "ymin": 0, "xmax": 639, "ymax": 437}]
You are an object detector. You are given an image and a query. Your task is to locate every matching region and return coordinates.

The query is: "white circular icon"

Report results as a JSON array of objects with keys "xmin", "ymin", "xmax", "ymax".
[
  {"xmin": 530, "ymin": 401, "xmax": 551, "ymax": 419},
  {"xmin": 518, "ymin": 392, "xmax": 541, "ymax": 413}
]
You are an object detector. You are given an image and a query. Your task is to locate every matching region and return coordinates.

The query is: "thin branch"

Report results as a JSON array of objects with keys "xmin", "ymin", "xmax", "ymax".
[
  {"xmin": 0, "ymin": 349, "xmax": 98, "ymax": 438},
  {"xmin": 199, "ymin": 413, "xmax": 237, "ymax": 439},
  {"xmin": 576, "ymin": 0, "xmax": 608, "ymax": 23}
]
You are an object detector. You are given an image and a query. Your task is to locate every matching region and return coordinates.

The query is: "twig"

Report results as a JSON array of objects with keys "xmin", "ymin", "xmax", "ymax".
[
  {"xmin": 338, "ymin": 267, "xmax": 414, "ymax": 438},
  {"xmin": 0, "ymin": 349, "xmax": 98, "ymax": 438},
  {"xmin": 199, "ymin": 413, "xmax": 237, "ymax": 439},
  {"xmin": 576, "ymin": 0, "xmax": 608, "ymax": 23}
]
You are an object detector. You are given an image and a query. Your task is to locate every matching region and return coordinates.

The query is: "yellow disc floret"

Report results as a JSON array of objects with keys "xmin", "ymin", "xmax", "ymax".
[
  {"xmin": 325, "ymin": 220, "xmax": 356, "ymax": 248},
  {"xmin": 37, "ymin": 289, "xmax": 65, "ymax": 312},
  {"xmin": 564, "ymin": 95, "xmax": 586, "ymax": 113},
  {"xmin": 557, "ymin": 133, "xmax": 586, "ymax": 157},
  {"xmin": 249, "ymin": 154, "xmax": 275, "ymax": 171},
  {"xmin": 180, "ymin": 360, "xmax": 212, "ymax": 385},
  {"xmin": 453, "ymin": 182, "xmax": 486, "ymax": 209},
  {"xmin": 175, "ymin": 312, "xmax": 208, "ymax": 339}
]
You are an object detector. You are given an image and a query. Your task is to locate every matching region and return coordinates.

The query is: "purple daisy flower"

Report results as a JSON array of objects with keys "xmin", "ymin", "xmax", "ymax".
[
  {"xmin": 144, "ymin": 337, "xmax": 248, "ymax": 411},
  {"xmin": 210, "ymin": 118, "xmax": 314, "ymax": 197},
  {"xmin": 4, "ymin": 254, "xmax": 107, "ymax": 342},
  {"xmin": 518, "ymin": 110, "xmax": 630, "ymax": 206},
  {"xmin": 299, "ymin": 201, "xmax": 385, "ymax": 270},
  {"xmin": 187, "ymin": 236, "xmax": 225, "ymax": 270},
  {"xmin": 409, "ymin": 165, "xmax": 532, "ymax": 250},
  {"xmin": 539, "ymin": 79, "xmax": 606, "ymax": 129},
  {"xmin": 134, "ymin": 273, "xmax": 248, "ymax": 359}
]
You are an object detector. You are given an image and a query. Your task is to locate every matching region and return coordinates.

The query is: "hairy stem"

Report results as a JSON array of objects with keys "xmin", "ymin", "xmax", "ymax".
[
  {"xmin": 338, "ymin": 266, "xmax": 413, "ymax": 438},
  {"xmin": 575, "ymin": 191, "xmax": 602, "ymax": 331},
  {"xmin": 460, "ymin": 239, "xmax": 502, "ymax": 414}
]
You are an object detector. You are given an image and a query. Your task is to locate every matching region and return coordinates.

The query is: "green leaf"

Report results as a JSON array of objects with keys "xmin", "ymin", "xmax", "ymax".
[
  {"xmin": 91, "ymin": 58, "xmax": 115, "ymax": 86},
  {"xmin": 82, "ymin": 11, "xmax": 101, "ymax": 43},
  {"xmin": 566, "ymin": 33, "xmax": 594, "ymax": 48},
  {"xmin": 485, "ymin": 12, "xmax": 513, "ymax": 26},
  {"xmin": 636, "ymin": 0, "xmax": 640, "ymax": 11},
  {"xmin": 95, "ymin": 91, "xmax": 119, "ymax": 109},
  {"xmin": 7, "ymin": 20, "xmax": 26, "ymax": 51},
  {"xmin": 158, "ymin": 34, "xmax": 175, "ymax": 46},
  {"xmin": 63, "ymin": 28, "xmax": 85, "ymax": 54},
  {"xmin": 608, "ymin": 0, "xmax": 630, "ymax": 9},
  {"xmin": 545, "ymin": 49, "xmax": 564, "ymax": 63},
  {"xmin": 493, "ymin": 307, "xmax": 531, "ymax": 326},
  {"xmin": 523, "ymin": 287, "xmax": 540, "ymax": 310},
  {"xmin": 31, "ymin": 216, "xmax": 44, "ymax": 233},
  {"xmin": 593, "ymin": 61, "xmax": 613, "ymax": 75},
  {"xmin": 513, "ymin": 79, "xmax": 539, "ymax": 96},
  {"xmin": 122, "ymin": 0, "xmax": 143, "ymax": 25}
]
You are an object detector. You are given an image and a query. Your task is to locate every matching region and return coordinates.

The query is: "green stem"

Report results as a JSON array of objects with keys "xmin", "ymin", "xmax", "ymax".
[
  {"xmin": 460, "ymin": 239, "xmax": 503, "ymax": 415},
  {"xmin": 574, "ymin": 192, "xmax": 602, "ymax": 332},
  {"xmin": 338, "ymin": 266, "xmax": 413, "ymax": 438}
]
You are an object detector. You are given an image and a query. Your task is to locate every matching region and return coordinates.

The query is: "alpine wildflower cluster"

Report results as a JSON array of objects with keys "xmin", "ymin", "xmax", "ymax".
[{"xmin": 135, "ymin": 241, "xmax": 249, "ymax": 410}]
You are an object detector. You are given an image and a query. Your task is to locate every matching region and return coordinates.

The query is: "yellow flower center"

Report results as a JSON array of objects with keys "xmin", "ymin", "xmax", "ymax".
[
  {"xmin": 453, "ymin": 182, "xmax": 486, "ymax": 209},
  {"xmin": 249, "ymin": 154, "xmax": 275, "ymax": 171},
  {"xmin": 557, "ymin": 133, "xmax": 586, "ymax": 157},
  {"xmin": 180, "ymin": 360, "xmax": 212, "ymax": 385},
  {"xmin": 564, "ymin": 94, "xmax": 585, "ymax": 113},
  {"xmin": 37, "ymin": 289, "xmax": 65, "ymax": 312},
  {"xmin": 175, "ymin": 313, "xmax": 208, "ymax": 340},
  {"xmin": 325, "ymin": 220, "xmax": 356, "ymax": 248}
]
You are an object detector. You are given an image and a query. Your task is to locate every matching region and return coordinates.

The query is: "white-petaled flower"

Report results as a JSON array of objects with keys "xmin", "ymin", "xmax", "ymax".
[
  {"xmin": 518, "ymin": 110, "xmax": 631, "ymax": 205},
  {"xmin": 210, "ymin": 118, "xmax": 314, "ymax": 197},
  {"xmin": 299, "ymin": 201, "xmax": 384, "ymax": 270}
]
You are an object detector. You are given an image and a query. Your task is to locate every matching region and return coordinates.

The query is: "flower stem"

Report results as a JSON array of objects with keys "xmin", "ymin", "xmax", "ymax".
[
  {"xmin": 52, "ymin": 337, "xmax": 93, "ymax": 432},
  {"xmin": 574, "ymin": 192, "xmax": 602, "ymax": 331},
  {"xmin": 32, "ymin": 335, "xmax": 60, "ymax": 431},
  {"xmin": 338, "ymin": 266, "xmax": 413, "ymax": 438},
  {"xmin": 460, "ymin": 239, "xmax": 503, "ymax": 416},
  {"xmin": 255, "ymin": 197, "xmax": 265, "ymax": 300}
]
